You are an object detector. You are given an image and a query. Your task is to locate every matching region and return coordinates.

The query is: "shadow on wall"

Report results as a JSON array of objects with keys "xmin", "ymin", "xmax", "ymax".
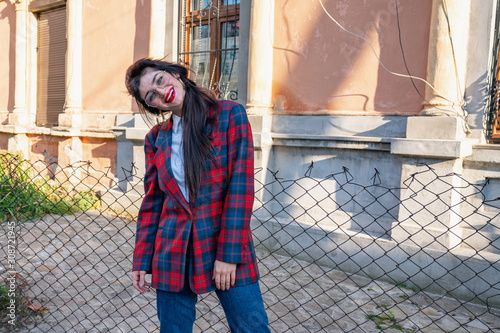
[
  {"xmin": 463, "ymin": 0, "xmax": 498, "ymax": 139},
  {"xmin": 272, "ymin": 0, "xmax": 431, "ymax": 116},
  {"xmin": 86, "ymin": 139, "xmax": 117, "ymax": 176},
  {"xmin": 265, "ymin": 153, "xmax": 403, "ymax": 239},
  {"xmin": 355, "ymin": 116, "xmax": 408, "ymax": 137},
  {"xmin": 1, "ymin": 0, "xmax": 16, "ymax": 115},
  {"xmin": 29, "ymin": 137, "xmax": 118, "ymax": 179},
  {"xmin": 465, "ymin": 72, "xmax": 491, "ymax": 134},
  {"xmin": 131, "ymin": 0, "xmax": 151, "ymax": 113}
]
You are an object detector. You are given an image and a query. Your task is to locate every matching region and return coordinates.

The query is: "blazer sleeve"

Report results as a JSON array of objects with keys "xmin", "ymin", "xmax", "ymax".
[
  {"xmin": 216, "ymin": 103, "xmax": 254, "ymax": 264},
  {"xmin": 132, "ymin": 126, "xmax": 164, "ymax": 272}
]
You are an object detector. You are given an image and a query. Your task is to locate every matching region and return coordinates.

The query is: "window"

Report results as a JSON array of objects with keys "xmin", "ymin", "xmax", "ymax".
[
  {"xmin": 492, "ymin": 57, "xmax": 500, "ymax": 139},
  {"xmin": 493, "ymin": 79, "xmax": 500, "ymax": 139},
  {"xmin": 178, "ymin": 0, "xmax": 239, "ymax": 101},
  {"xmin": 37, "ymin": 6, "xmax": 66, "ymax": 127}
]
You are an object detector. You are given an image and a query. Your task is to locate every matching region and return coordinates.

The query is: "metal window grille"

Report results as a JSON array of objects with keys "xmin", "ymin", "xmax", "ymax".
[
  {"xmin": 178, "ymin": 0, "xmax": 239, "ymax": 101},
  {"xmin": 487, "ymin": 0, "xmax": 500, "ymax": 142}
]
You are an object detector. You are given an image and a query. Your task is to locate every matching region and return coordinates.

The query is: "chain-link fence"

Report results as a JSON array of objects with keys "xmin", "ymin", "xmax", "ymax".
[{"xmin": 1, "ymin": 152, "xmax": 500, "ymax": 332}]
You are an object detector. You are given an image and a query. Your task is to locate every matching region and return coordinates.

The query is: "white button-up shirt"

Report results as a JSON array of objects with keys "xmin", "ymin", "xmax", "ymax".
[{"xmin": 171, "ymin": 114, "xmax": 189, "ymax": 202}]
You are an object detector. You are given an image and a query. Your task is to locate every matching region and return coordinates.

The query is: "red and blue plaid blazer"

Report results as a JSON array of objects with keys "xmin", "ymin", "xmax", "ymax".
[{"xmin": 132, "ymin": 101, "xmax": 259, "ymax": 294}]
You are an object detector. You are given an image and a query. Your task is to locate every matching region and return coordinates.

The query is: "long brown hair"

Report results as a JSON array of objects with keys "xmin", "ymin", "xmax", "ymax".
[{"xmin": 125, "ymin": 58, "xmax": 218, "ymax": 204}]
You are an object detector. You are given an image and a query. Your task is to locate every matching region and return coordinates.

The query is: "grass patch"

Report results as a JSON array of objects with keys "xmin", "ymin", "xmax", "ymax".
[
  {"xmin": 366, "ymin": 310, "xmax": 415, "ymax": 332},
  {"xmin": 397, "ymin": 282, "xmax": 420, "ymax": 293},
  {"xmin": 365, "ymin": 304, "xmax": 416, "ymax": 332},
  {"xmin": 0, "ymin": 152, "xmax": 99, "ymax": 222},
  {"xmin": 0, "ymin": 274, "xmax": 47, "ymax": 330}
]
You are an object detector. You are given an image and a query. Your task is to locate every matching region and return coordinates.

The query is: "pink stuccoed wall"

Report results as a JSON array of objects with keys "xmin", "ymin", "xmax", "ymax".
[
  {"xmin": 0, "ymin": 0, "xmax": 151, "ymax": 174},
  {"xmin": 272, "ymin": 0, "xmax": 432, "ymax": 115},
  {"xmin": 82, "ymin": 0, "xmax": 150, "ymax": 114}
]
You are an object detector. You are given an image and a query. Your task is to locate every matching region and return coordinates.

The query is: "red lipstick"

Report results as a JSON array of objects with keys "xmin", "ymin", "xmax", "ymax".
[{"xmin": 165, "ymin": 87, "xmax": 175, "ymax": 104}]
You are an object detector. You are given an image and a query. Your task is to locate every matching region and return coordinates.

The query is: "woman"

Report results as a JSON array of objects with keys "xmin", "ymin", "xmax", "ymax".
[{"xmin": 126, "ymin": 58, "xmax": 270, "ymax": 333}]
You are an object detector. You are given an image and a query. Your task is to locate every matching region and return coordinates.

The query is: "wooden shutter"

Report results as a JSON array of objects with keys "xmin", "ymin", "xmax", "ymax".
[{"xmin": 37, "ymin": 6, "xmax": 66, "ymax": 127}]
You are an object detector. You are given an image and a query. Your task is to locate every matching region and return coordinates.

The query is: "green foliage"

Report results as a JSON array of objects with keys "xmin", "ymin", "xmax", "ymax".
[
  {"xmin": 397, "ymin": 282, "xmax": 420, "ymax": 293},
  {"xmin": 0, "ymin": 275, "xmax": 46, "ymax": 330},
  {"xmin": 0, "ymin": 284, "xmax": 10, "ymax": 312},
  {"xmin": 366, "ymin": 313, "xmax": 396, "ymax": 330},
  {"xmin": 0, "ymin": 152, "xmax": 98, "ymax": 222},
  {"xmin": 366, "ymin": 305, "xmax": 416, "ymax": 332}
]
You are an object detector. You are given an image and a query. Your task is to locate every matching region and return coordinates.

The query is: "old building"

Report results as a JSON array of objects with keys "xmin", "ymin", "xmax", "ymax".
[{"xmin": 1, "ymin": 0, "xmax": 499, "ymax": 305}]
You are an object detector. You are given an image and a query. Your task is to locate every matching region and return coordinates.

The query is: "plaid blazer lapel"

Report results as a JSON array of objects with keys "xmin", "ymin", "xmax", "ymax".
[{"xmin": 154, "ymin": 122, "xmax": 191, "ymax": 212}]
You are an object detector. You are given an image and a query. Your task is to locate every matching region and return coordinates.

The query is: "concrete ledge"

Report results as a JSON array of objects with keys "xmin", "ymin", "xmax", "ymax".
[
  {"xmin": 0, "ymin": 125, "xmax": 29, "ymax": 134},
  {"xmin": 407, "ymin": 116, "xmax": 467, "ymax": 140},
  {"xmin": 126, "ymin": 128, "xmax": 150, "ymax": 141},
  {"xmin": 0, "ymin": 125, "xmax": 115, "ymax": 138},
  {"xmin": 391, "ymin": 138, "xmax": 475, "ymax": 158},
  {"xmin": 51, "ymin": 128, "xmax": 115, "ymax": 139},
  {"xmin": 466, "ymin": 144, "xmax": 500, "ymax": 164},
  {"xmin": 461, "ymin": 227, "xmax": 500, "ymax": 255},
  {"xmin": 80, "ymin": 129, "xmax": 116, "ymax": 139},
  {"xmin": 271, "ymin": 115, "xmax": 407, "ymax": 138},
  {"xmin": 271, "ymin": 133, "xmax": 391, "ymax": 151},
  {"xmin": 391, "ymin": 222, "xmax": 462, "ymax": 252}
]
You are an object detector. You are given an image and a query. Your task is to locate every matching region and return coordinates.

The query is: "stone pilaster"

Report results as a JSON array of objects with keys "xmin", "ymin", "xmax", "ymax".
[
  {"xmin": 10, "ymin": 0, "xmax": 28, "ymax": 126},
  {"xmin": 58, "ymin": 136, "xmax": 83, "ymax": 166},
  {"xmin": 246, "ymin": 0, "xmax": 274, "ymax": 117},
  {"xmin": 57, "ymin": 135, "xmax": 83, "ymax": 184},
  {"xmin": 421, "ymin": 0, "xmax": 471, "ymax": 117},
  {"xmin": 390, "ymin": 0, "xmax": 475, "ymax": 251},
  {"xmin": 7, "ymin": 132, "xmax": 29, "ymax": 159},
  {"xmin": 391, "ymin": 159, "xmax": 464, "ymax": 251},
  {"xmin": 58, "ymin": 0, "xmax": 83, "ymax": 128},
  {"xmin": 246, "ymin": 0, "xmax": 274, "ymax": 219},
  {"xmin": 111, "ymin": 114, "xmax": 144, "ymax": 193},
  {"xmin": 104, "ymin": 114, "xmax": 151, "ymax": 215},
  {"xmin": 164, "ymin": 0, "xmax": 179, "ymax": 62},
  {"xmin": 149, "ymin": 0, "xmax": 168, "ymax": 59}
]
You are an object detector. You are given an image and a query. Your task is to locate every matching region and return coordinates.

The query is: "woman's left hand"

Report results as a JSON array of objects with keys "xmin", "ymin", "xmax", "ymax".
[{"xmin": 213, "ymin": 260, "xmax": 237, "ymax": 291}]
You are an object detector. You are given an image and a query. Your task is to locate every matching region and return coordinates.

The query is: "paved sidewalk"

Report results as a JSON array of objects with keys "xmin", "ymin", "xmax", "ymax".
[{"xmin": 1, "ymin": 213, "xmax": 499, "ymax": 332}]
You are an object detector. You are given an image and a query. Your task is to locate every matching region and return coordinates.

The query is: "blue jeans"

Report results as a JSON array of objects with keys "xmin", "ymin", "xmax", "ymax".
[{"xmin": 156, "ymin": 281, "xmax": 271, "ymax": 333}]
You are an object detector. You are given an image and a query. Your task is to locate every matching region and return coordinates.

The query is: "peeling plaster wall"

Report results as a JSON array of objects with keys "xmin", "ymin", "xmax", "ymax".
[
  {"xmin": 272, "ymin": 0, "xmax": 432, "ymax": 114},
  {"xmin": 29, "ymin": 135, "xmax": 61, "ymax": 164},
  {"xmin": 0, "ymin": 133, "xmax": 8, "ymax": 151},
  {"xmin": 82, "ymin": 137, "xmax": 117, "ymax": 187}
]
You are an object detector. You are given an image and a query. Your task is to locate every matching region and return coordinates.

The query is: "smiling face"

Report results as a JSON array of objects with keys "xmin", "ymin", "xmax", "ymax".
[{"xmin": 138, "ymin": 69, "xmax": 185, "ymax": 115}]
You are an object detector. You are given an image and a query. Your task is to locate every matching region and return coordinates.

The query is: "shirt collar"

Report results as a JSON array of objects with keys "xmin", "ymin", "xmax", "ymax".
[{"xmin": 172, "ymin": 114, "xmax": 182, "ymax": 134}]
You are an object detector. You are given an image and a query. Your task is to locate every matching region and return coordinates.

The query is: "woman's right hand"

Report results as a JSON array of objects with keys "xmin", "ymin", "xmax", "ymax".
[{"xmin": 132, "ymin": 270, "xmax": 151, "ymax": 293}]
